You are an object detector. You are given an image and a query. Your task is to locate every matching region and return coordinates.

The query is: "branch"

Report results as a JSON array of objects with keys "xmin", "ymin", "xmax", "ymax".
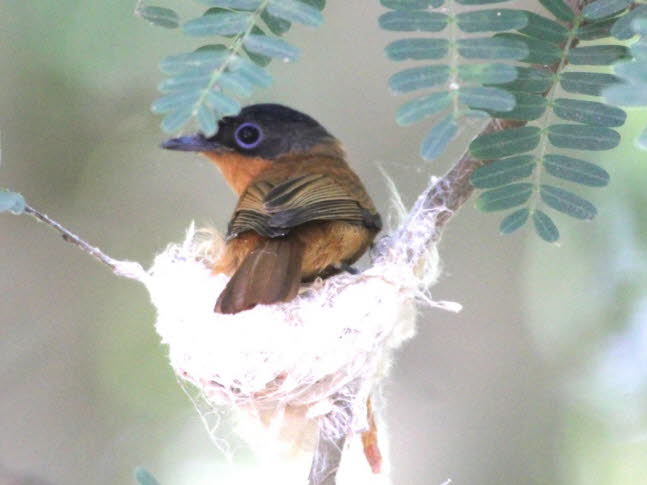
[{"xmin": 22, "ymin": 204, "xmax": 147, "ymax": 281}]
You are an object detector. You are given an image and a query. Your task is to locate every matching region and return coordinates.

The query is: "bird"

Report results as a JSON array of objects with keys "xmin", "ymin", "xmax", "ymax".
[{"xmin": 162, "ymin": 103, "xmax": 382, "ymax": 314}]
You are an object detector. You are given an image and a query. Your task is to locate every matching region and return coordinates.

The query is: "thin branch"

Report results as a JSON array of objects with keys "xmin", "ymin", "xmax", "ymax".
[
  {"xmin": 308, "ymin": 432, "xmax": 347, "ymax": 485},
  {"xmin": 23, "ymin": 204, "xmax": 147, "ymax": 281}
]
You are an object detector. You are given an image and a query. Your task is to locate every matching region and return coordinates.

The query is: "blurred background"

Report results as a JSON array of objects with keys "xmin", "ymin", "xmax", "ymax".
[{"xmin": 1, "ymin": 1, "xmax": 646, "ymax": 484}]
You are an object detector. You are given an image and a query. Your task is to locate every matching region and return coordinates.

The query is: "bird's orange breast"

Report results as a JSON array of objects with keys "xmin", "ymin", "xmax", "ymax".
[{"xmin": 203, "ymin": 152, "xmax": 273, "ymax": 195}]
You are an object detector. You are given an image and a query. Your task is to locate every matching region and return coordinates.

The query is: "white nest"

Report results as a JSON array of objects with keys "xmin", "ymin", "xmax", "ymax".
[
  {"xmin": 139, "ymin": 215, "xmax": 458, "ymax": 482},
  {"xmin": 148, "ymin": 224, "xmax": 419, "ymax": 420}
]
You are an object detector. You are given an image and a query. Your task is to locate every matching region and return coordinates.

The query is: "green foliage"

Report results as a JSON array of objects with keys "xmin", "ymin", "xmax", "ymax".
[
  {"xmin": 381, "ymin": 0, "xmax": 639, "ymax": 242},
  {"xmin": 604, "ymin": 13, "xmax": 647, "ymax": 151},
  {"xmin": 0, "ymin": 189, "xmax": 26, "ymax": 215},
  {"xmin": 139, "ymin": 0, "xmax": 326, "ymax": 135},
  {"xmin": 134, "ymin": 467, "xmax": 161, "ymax": 485},
  {"xmin": 136, "ymin": 6, "xmax": 181, "ymax": 29},
  {"xmin": 382, "ymin": 0, "xmax": 533, "ymax": 162}
]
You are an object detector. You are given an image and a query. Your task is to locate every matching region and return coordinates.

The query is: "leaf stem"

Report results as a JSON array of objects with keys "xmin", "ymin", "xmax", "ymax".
[
  {"xmin": 193, "ymin": 0, "xmax": 271, "ymax": 115},
  {"xmin": 528, "ymin": 14, "xmax": 583, "ymax": 214}
]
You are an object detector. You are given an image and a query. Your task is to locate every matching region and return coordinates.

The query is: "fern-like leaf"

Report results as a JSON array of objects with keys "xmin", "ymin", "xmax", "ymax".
[
  {"xmin": 142, "ymin": 0, "xmax": 325, "ymax": 135},
  {"xmin": 465, "ymin": 1, "xmax": 633, "ymax": 242}
]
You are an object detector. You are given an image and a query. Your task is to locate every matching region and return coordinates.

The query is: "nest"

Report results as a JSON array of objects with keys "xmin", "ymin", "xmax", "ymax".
[{"xmin": 142, "ymin": 216, "xmax": 455, "ymax": 481}]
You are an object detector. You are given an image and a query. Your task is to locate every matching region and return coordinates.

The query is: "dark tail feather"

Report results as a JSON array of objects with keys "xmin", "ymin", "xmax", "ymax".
[{"xmin": 214, "ymin": 237, "xmax": 305, "ymax": 314}]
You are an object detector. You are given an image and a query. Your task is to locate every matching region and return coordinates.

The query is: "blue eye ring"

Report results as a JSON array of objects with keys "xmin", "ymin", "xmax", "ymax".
[{"xmin": 234, "ymin": 122, "xmax": 263, "ymax": 149}]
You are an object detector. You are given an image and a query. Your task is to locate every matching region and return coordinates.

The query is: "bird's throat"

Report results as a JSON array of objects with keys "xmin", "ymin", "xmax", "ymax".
[{"xmin": 203, "ymin": 152, "xmax": 273, "ymax": 195}]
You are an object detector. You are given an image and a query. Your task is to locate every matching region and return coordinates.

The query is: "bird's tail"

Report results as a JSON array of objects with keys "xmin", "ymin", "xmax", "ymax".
[{"xmin": 214, "ymin": 237, "xmax": 305, "ymax": 314}]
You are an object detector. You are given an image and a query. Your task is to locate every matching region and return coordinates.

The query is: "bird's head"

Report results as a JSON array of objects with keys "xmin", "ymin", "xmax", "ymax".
[{"xmin": 162, "ymin": 103, "xmax": 339, "ymax": 160}]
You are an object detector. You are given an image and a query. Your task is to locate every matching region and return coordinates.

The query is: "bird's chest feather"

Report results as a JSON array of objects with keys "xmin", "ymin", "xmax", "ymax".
[{"xmin": 204, "ymin": 152, "xmax": 274, "ymax": 195}]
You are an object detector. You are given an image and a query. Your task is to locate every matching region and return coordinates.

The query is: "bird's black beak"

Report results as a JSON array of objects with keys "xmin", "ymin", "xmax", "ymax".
[{"xmin": 161, "ymin": 134, "xmax": 226, "ymax": 152}]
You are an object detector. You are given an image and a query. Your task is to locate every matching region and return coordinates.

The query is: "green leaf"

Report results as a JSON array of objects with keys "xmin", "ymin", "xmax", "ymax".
[
  {"xmin": 183, "ymin": 11, "xmax": 251, "ymax": 36},
  {"xmin": 539, "ymin": 0, "xmax": 574, "ymax": 22},
  {"xmin": 158, "ymin": 71, "xmax": 211, "ymax": 92},
  {"xmin": 547, "ymin": 124, "xmax": 620, "ymax": 151},
  {"xmin": 137, "ymin": 6, "xmax": 180, "ymax": 29},
  {"xmin": 456, "ymin": 9, "xmax": 527, "ymax": 33},
  {"xmin": 560, "ymin": 71, "xmax": 621, "ymax": 96},
  {"xmin": 206, "ymin": 91, "xmax": 241, "ymax": 115},
  {"xmin": 518, "ymin": 11, "xmax": 568, "ymax": 44},
  {"xmin": 457, "ymin": 37, "xmax": 529, "ymax": 60},
  {"xmin": 552, "ymin": 98, "xmax": 626, "ymax": 127},
  {"xmin": 161, "ymin": 107, "xmax": 194, "ymax": 133},
  {"xmin": 389, "ymin": 65, "xmax": 450, "ymax": 93},
  {"xmin": 568, "ymin": 45, "xmax": 630, "ymax": 65},
  {"xmin": 420, "ymin": 114, "xmax": 458, "ymax": 160},
  {"xmin": 267, "ymin": 0, "xmax": 324, "ymax": 27},
  {"xmin": 197, "ymin": 105, "xmax": 218, "ymax": 136},
  {"xmin": 244, "ymin": 34, "xmax": 300, "ymax": 61},
  {"xmin": 379, "ymin": 11, "xmax": 448, "ymax": 32},
  {"xmin": 498, "ymin": 66, "xmax": 554, "ymax": 93},
  {"xmin": 231, "ymin": 57, "xmax": 273, "ymax": 86},
  {"xmin": 612, "ymin": 6, "xmax": 647, "ymax": 40},
  {"xmin": 476, "ymin": 183, "xmax": 533, "ymax": 212},
  {"xmin": 261, "ymin": 8, "xmax": 292, "ymax": 35},
  {"xmin": 151, "ymin": 91, "xmax": 201, "ymax": 114},
  {"xmin": 533, "ymin": 209, "xmax": 559, "ymax": 242},
  {"xmin": 242, "ymin": 26, "xmax": 272, "ymax": 66},
  {"xmin": 500, "ymin": 208, "xmax": 530, "ymax": 234},
  {"xmin": 495, "ymin": 33, "xmax": 562, "ymax": 65},
  {"xmin": 470, "ymin": 126, "xmax": 541, "ymax": 159},
  {"xmin": 196, "ymin": 0, "xmax": 262, "ymax": 8},
  {"xmin": 540, "ymin": 184, "xmax": 597, "ymax": 220},
  {"xmin": 458, "ymin": 86, "xmax": 515, "ymax": 111},
  {"xmin": 219, "ymin": 71, "xmax": 254, "ymax": 97},
  {"xmin": 543, "ymin": 154, "xmax": 610, "ymax": 187},
  {"xmin": 396, "ymin": 92, "xmax": 451, "ymax": 126},
  {"xmin": 457, "ymin": 63, "xmax": 517, "ymax": 85},
  {"xmin": 385, "ymin": 38, "xmax": 449, "ymax": 60},
  {"xmin": 0, "ymin": 190, "xmax": 26, "ymax": 215},
  {"xmin": 301, "ymin": 0, "xmax": 326, "ymax": 10},
  {"xmin": 577, "ymin": 18, "xmax": 617, "ymax": 40},
  {"xmin": 381, "ymin": 0, "xmax": 443, "ymax": 9},
  {"xmin": 135, "ymin": 467, "xmax": 161, "ymax": 485},
  {"xmin": 160, "ymin": 49, "xmax": 228, "ymax": 75},
  {"xmin": 471, "ymin": 155, "xmax": 536, "ymax": 188},
  {"xmin": 583, "ymin": 0, "xmax": 631, "ymax": 20},
  {"xmin": 487, "ymin": 92, "xmax": 547, "ymax": 121}
]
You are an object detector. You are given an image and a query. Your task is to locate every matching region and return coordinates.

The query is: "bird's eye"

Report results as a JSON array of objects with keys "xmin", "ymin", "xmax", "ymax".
[{"xmin": 234, "ymin": 122, "xmax": 263, "ymax": 149}]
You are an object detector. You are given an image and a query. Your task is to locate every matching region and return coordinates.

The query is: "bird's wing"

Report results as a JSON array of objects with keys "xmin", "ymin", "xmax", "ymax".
[{"xmin": 227, "ymin": 173, "xmax": 381, "ymax": 239}]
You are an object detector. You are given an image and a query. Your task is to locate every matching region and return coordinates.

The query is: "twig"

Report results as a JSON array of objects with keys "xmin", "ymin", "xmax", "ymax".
[
  {"xmin": 308, "ymin": 432, "xmax": 347, "ymax": 485},
  {"xmin": 22, "ymin": 204, "xmax": 147, "ymax": 281}
]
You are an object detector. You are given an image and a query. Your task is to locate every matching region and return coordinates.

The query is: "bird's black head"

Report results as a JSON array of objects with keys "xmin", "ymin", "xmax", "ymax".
[{"xmin": 162, "ymin": 103, "xmax": 336, "ymax": 160}]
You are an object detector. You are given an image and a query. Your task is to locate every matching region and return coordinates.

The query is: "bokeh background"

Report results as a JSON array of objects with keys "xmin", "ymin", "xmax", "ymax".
[{"xmin": 1, "ymin": 1, "xmax": 646, "ymax": 484}]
